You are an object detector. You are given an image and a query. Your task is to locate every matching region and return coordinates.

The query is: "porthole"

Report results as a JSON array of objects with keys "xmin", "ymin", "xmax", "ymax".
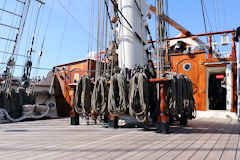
[{"xmin": 183, "ymin": 63, "xmax": 192, "ymax": 71}]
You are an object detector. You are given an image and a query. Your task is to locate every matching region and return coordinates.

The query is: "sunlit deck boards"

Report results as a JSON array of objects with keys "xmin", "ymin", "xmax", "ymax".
[{"xmin": 0, "ymin": 118, "xmax": 239, "ymax": 160}]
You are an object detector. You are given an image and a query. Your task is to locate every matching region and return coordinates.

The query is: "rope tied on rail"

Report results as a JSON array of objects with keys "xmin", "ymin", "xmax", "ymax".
[
  {"xmin": 108, "ymin": 72, "xmax": 128, "ymax": 115},
  {"xmin": 167, "ymin": 73, "xmax": 196, "ymax": 120},
  {"xmin": 91, "ymin": 77, "xmax": 108, "ymax": 115},
  {"xmin": 184, "ymin": 76, "xmax": 196, "ymax": 119},
  {"xmin": 74, "ymin": 76, "xmax": 93, "ymax": 115},
  {"xmin": 128, "ymin": 72, "xmax": 150, "ymax": 122}
]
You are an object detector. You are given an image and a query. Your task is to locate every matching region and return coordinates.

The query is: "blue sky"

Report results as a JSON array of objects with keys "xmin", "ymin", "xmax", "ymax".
[{"xmin": 0, "ymin": 0, "xmax": 239, "ymax": 77}]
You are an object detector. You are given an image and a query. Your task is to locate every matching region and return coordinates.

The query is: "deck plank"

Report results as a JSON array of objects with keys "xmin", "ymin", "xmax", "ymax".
[
  {"xmin": 220, "ymin": 133, "xmax": 239, "ymax": 160},
  {"xmin": 186, "ymin": 119, "xmax": 225, "ymax": 160},
  {"xmin": 0, "ymin": 118, "xmax": 239, "ymax": 160},
  {"xmin": 161, "ymin": 120, "xmax": 218, "ymax": 160}
]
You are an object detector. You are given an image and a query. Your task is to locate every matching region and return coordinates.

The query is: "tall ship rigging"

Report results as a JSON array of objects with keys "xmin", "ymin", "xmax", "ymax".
[{"xmin": 0, "ymin": 0, "xmax": 57, "ymax": 123}]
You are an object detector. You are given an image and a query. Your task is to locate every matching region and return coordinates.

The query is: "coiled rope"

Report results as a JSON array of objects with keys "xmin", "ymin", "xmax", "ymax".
[
  {"xmin": 91, "ymin": 77, "xmax": 108, "ymax": 114},
  {"xmin": 108, "ymin": 73, "xmax": 128, "ymax": 115},
  {"xmin": 184, "ymin": 76, "xmax": 196, "ymax": 119},
  {"xmin": 74, "ymin": 76, "xmax": 93, "ymax": 115},
  {"xmin": 168, "ymin": 73, "xmax": 196, "ymax": 120},
  {"xmin": 128, "ymin": 72, "xmax": 149, "ymax": 122}
]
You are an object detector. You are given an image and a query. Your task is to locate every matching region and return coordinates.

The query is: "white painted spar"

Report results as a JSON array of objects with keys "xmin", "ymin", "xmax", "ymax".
[
  {"xmin": 117, "ymin": 0, "xmax": 148, "ymax": 68},
  {"xmin": 237, "ymin": 42, "xmax": 240, "ymax": 119},
  {"xmin": 226, "ymin": 63, "xmax": 232, "ymax": 111}
]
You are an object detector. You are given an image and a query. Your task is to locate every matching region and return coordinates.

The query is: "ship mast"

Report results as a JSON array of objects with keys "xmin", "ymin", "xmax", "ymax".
[{"xmin": 155, "ymin": 0, "xmax": 167, "ymax": 76}]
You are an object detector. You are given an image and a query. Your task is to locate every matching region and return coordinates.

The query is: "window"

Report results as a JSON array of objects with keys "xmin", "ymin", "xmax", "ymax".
[{"xmin": 183, "ymin": 63, "xmax": 192, "ymax": 71}]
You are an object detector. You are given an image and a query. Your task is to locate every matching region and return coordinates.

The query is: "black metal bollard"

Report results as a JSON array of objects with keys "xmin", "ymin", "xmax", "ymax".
[{"xmin": 70, "ymin": 109, "xmax": 79, "ymax": 125}]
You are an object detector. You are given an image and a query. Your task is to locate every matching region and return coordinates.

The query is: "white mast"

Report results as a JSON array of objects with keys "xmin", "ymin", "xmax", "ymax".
[{"xmin": 117, "ymin": 0, "xmax": 148, "ymax": 68}]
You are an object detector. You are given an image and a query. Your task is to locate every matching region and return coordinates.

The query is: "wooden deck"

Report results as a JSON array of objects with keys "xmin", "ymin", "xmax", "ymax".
[{"xmin": 0, "ymin": 117, "xmax": 239, "ymax": 160}]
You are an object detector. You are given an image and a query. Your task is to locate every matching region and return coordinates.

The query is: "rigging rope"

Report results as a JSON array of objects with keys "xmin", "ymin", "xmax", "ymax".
[
  {"xmin": 201, "ymin": 0, "xmax": 208, "ymax": 33},
  {"xmin": 3, "ymin": 0, "xmax": 30, "ymax": 91},
  {"xmin": 110, "ymin": 0, "xmax": 146, "ymax": 46},
  {"xmin": 57, "ymin": 0, "xmax": 97, "ymax": 41},
  {"xmin": 134, "ymin": 0, "xmax": 143, "ymax": 17},
  {"xmin": 200, "ymin": 0, "xmax": 214, "ymax": 34},
  {"xmin": 0, "ymin": 0, "xmax": 7, "ymax": 21},
  {"xmin": 35, "ymin": 0, "xmax": 54, "ymax": 77},
  {"xmin": 24, "ymin": 0, "xmax": 35, "ymax": 59},
  {"xmin": 23, "ymin": 1, "xmax": 43, "ymax": 81},
  {"xmin": 88, "ymin": 0, "xmax": 95, "ymax": 76},
  {"xmin": 95, "ymin": 0, "xmax": 103, "ymax": 79},
  {"xmin": 100, "ymin": 0, "xmax": 106, "ymax": 76},
  {"xmin": 0, "ymin": 0, "xmax": 8, "ymax": 69},
  {"xmin": 200, "ymin": 0, "xmax": 217, "ymax": 42},
  {"xmin": 11, "ymin": 1, "xmax": 26, "ymax": 77},
  {"xmin": 57, "ymin": 1, "xmax": 69, "ymax": 59},
  {"xmin": 104, "ymin": 0, "xmax": 109, "ymax": 74},
  {"xmin": 1, "ymin": 0, "xmax": 19, "ymax": 65},
  {"xmin": 28, "ymin": 2, "xmax": 42, "ymax": 57}
]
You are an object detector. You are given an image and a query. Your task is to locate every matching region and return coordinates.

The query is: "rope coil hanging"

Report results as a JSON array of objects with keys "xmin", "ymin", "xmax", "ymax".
[
  {"xmin": 167, "ymin": 73, "xmax": 196, "ymax": 120},
  {"xmin": 108, "ymin": 73, "xmax": 128, "ymax": 115},
  {"xmin": 184, "ymin": 76, "xmax": 196, "ymax": 119},
  {"xmin": 74, "ymin": 76, "xmax": 93, "ymax": 115},
  {"xmin": 91, "ymin": 77, "xmax": 108, "ymax": 114},
  {"xmin": 128, "ymin": 72, "xmax": 150, "ymax": 122}
]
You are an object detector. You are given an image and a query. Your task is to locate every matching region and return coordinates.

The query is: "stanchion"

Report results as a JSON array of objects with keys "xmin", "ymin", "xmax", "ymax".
[
  {"xmin": 156, "ymin": 82, "xmax": 169, "ymax": 134},
  {"xmin": 69, "ymin": 83, "xmax": 79, "ymax": 125},
  {"xmin": 70, "ymin": 108, "xmax": 79, "ymax": 125},
  {"xmin": 108, "ymin": 114, "xmax": 119, "ymax": 128}
]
